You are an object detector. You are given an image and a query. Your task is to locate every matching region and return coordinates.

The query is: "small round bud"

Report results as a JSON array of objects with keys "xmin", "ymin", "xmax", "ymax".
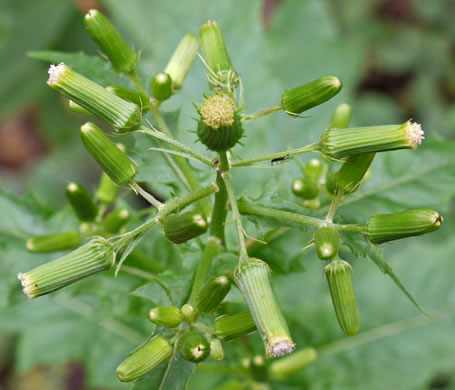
[
  {"xmin": 148, "ymin": 306, "xmax": 183, "ymax": 328},
  {"xmin": 215, "ymin": 311, "xmax": 257, "ymax": 341},
  {"xmin": 150, "ymin": 72, "xmax": 173, "ymax": 101},
  {"xmin": 103, "ymin": 208, "xmax": 130, "ymax": 233},
  {"xmin": 165, "ymin": 34, "xmax": 199, "ymax": 90},
  {"xmin": 291, "ymin": 178, "xmax": 319, "ymax": 200},
  {"xmin": 163, "ymin": 211, "xmax": 208, "ymax": 244},
  {"xmin": 178, "ymin": 331, "xmax": 210, "ymax": 363},
  {"xmin": 209, "ymin": 338, "xmax": 224, "ymax": 361},
  {"xmin": 26, "ymin": 231, "xmax": 80, "ymax": 253},
  {"xmin": 314, "ymin": 227, "xmax": 340, "ymax": 260},
  {"xmin": 197, "ymin": 274, "xmax": 231, "ymax": 314},
  {"xmin": 181, "ymin": 304, "xmax": 195, "ymax": 321},
  {"xmin": 303, "ymin": 159, "xmax": 324, "ymax": 179},
  {"xmin": 66, "ymin": 181, "xmax": 98, "ymax": 222},
  {"xmin": 106, "ymin": 85, "xmax": 150, "ymax": 112}
]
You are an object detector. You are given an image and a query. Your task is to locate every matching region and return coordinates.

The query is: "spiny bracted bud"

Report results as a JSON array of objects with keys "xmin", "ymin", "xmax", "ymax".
[
  {"xmin": 319, "ymin": 120, "xmax": 425, "ymax": 160},
  {"xmin": 148, "ymin": 306, "xmax": 183, "ymax": 328},
  {"xmin": 106, "ymin": 85, "xmax": 150, "ymax": 112},
  {"xmin": 303, "ymin": 158, "xmax": 324, "ymax": 179},
  {"xmin": 209, "ymin": 338, "xmax": 224, "ymax": 361},
  {"xmin": 291, "ymin": 178, "xmax": 319, "ymax": 200},
  {"xmin": 80, "ymin": 122, "xmax": 138, "ymax": 186},
  {"xmin": 366, "ymin": 208, "xmax": 443, "ymax": 245},
  {"xmin": 197, "ymin": 274, "xmax": 231, "ymax": 314},
  {"xmin": 325, "ymin": 259, "xmax": 360, "ymax": 336},
  {"xmin": 103, "ymin": 208, "xmax": 130, "ymax": 233},
  {"xmin": 47, "ymin": 63, "xmax": 141, "ymax": 132},
  {"xmin": 165, "ymin": 34, "xmax": 199, "ymax": 90},
  {"xmin": 84, "ymin": 9, "xmax": 138, "ymax": 73},
  {"xmin": 335, "ymin": 153, "xmax": 375, "ymax": 194},
  {"xmin": 215, "ymin": 311, "xmax": 256, "ymax": 341},
  {"xmin": 281, "ymin": 76, "xmax": 342, "ymax": 116},
  {"xmin": 95, "ymin": 172, "xmax": 118, "ymax": 204},
  {"xmin": 150, "ymin": 72, "xmax": 173, "ymax": 101},
  {"xmin": 116, "ymin": 336, "xmax": 172, "ymax": 382},
  {"xmin": 181, "ymin": 304, "xmax": 195, "ymax": 322},
  {"xmin": 269, "ymin": 347, "xmax": 318, "ymax": 380},
  {"xmin": 314, "ymin": 227, "xmax": 340, "ymax": 260},
  {"xmin": 234, "ymin": 259, "xmax": 295, "ymax": 358},
  {"xmin": 18, "ymin": 237, "xmax": 115, "ymax": 300},
  {"xmin": 163, "ymin": 211, "xmax": 208, "ymax": 244},
  {"xmin": 68, "ymin": 100, "xmax": 90, "ymax": 114},
  {"xmin": 178, "ymin": 331, "xmax": 210, "ymax": 363},
  {"xmin": 26, "ymin": 231, "xmax": 80, "ymax": 253},
  {"xmin": 66, "ymin": 181, "xmax": 98, "ymax": 222},
  {"xmin": 329, "ymin": 103, "xmax": 352, "ymax": 129}
]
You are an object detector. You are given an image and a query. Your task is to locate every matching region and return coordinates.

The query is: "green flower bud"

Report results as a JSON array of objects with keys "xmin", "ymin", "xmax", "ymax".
[
  {"xmin": 164, "ymin": 34, "xmax": 199, "ymax": 90},
  {"xmin": 197, "ymin": 274, "xmax": 231, "ymax": 314},
  {"xmin": 148, "ymin": 306, "xmax": 183, "ymax": 328},
  {"xmin": 150, "ymin": 72, "xmax": 173, "ymax": 101},
  {"xmin": 320, "ymin": 121, "xmax": 425, "ymax": 160},
  {"xmin": 281, "ymin": 76, "xmax": 342, "ymax": 116},
  {"xmin": 269, "ymin": 347, "xmax": 318, "ymax": 380},
  {"xmin": 314, "ymin": 227, "xmax": 340, "ymax": 260},
  {"xmin": 325, "ymin": 259, "xmax": 360, "ymax": 336},
  {"xmin": 95, "ymin": 172, "xmax": 118, "ymax": 204},
  {"xmin": 65, "ymin": 181, "xmax": 98, "ymax": 222},
  {"xmin": 26, "ymin": 231, "xmax": 80, "ymax": 253},
  {"xmin": 197, "ymin": 94, "xmax": 243, "ymax": 151},
  {"xmin": 209, "ymin": 338, "xmax": 224, "ymax": 361},
  {"xmin": 80, "ymin": 122, "xmax": 138, "ymax": 186},
  {"xmin": 163, "ymin": 211, "xmax": 208, "ymax": 244},
  {"xmin": 291, "ymin": 178, "xmax": 319, "ymax": 200},
  {"xmin": 84, "ymin": 9, "xmax": 138, "ymax": 73},
  {"xmin": 234, "ymin": 259, "xmax": 295, "ymax": 357},
  {"xmin": 366, "ymin": 208, "xmax": 443, "ymax": 245},
  {"xmin": 303, "ymin": 158, "xmax": 324, "ymax": 179},
  {"xmin": 303, "ymin": 197, "xmax": 321, "ymax": 210},
  {"xmin": 329, "ymin": 103, "xmax": 352, "ymax": 129},
  {"xmin": 68, "ymin": 100, "xmax": 90, "ymax": 114},
  {"xmin": 178, "ymin": 331, "xmax": 210, "ymax": 363},
  {"xmin": 18, "ymin": 238, "xmax": 115, "ymax": 299},
  {"xmin": 106, "ymin": 85, "xmax": 150, "ymax": 112},
  {"xmin": 335, "ymin": 153, "xmax": 375, "ymax": 193},
  {"xmin": 103, "ymin": 208, "xmax": 130, "ymax": 233},
  {"xmin": 181, "ymin": 304, "xmax": 195, "ymax": 322},
  {"xmin": 47, "ymin": 63, "xmax": 141, "ymax": 132},
  {"xmin": 215, "ymin": 311, "xmax": 257, "ymax": 341},
  {"xmin": 116, "ymin": 336, "xmax": 172, "ymax": 382},
  {"xmin": 325, "ymin": 172, "xmax": 338, "ymax": 195}
]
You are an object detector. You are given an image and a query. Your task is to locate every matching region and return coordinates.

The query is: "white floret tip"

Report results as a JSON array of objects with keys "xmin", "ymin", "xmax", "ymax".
[
  {"xmin": 407, "ymin": 121, "xmax": 424, "ymax": 149},
  {"xmin": 47, "ymin": 63, "xmax": 67, "ymax": 85},
  {"xmin": 270, "ymin": 340, "xmax": 296, "ymax": 357}
]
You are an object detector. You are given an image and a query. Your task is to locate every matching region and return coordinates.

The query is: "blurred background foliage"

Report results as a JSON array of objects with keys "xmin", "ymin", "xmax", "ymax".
[{"xmin": 0, "ymin": 0, "xmax": 454, "ymax": 389}]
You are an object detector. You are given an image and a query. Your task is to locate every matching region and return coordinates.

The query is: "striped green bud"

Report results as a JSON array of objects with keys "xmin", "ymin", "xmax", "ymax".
[
  {"xmin": 148, "ymin": 306, "xmax": 183, "ymax": 328},
  {"xmin": 366, "ymin": 208, "xmax": 443, "ymax": 245},
  {"xmin": 68, "ymin": 100, "xmax": 90, "ymax": 114},
  {"xmin": 80, "ymin": 122, "xmax": 138, "ymax": 186},
  {"xmin": 116, "ymin": 336, "xmax": 172, "ymax": 382},
  {"xmin": 209, "ymin": 338, "xmax": 224, "ymax": 361},
  {"xmin": 325, "ymin": 259, "xmax": 360, "ymax": 336},
  {"xmin": 291, "ymin": 178, "xmax": 319, "ymax": 200},
  {"xmin": 314, "ymin": 227, "xmax": 340, "ymax": 260},
  {"xmin": 329, "ymin": 103, "xmax": 352, "ymax": 129},
  {"xmin": 303, "ymin": 158, "xmax": 324, "ymax": 179},
  {"xmin": 18, "ymin": 238, "xmax": 115, "ymax": 299},
  {"xmin": 26, "ymin": 231, "xmax": 80, "ymax": 253},
  {"xmin": 320, "ymin": 120, "xmax": 425, "ymax": 160},
  {"xmin": 234, "ymin": 259, "xmax": 295, "ymax": 357},
  {"xmin": 335, "ymin": 153, "xmax": 375, "ymax": 193},
  {"xmin": 95, "ymin": 172, "xmax": 118, "ymax": 204},
  {"xmin": 197, "ymin": 274, "xmax": 231, "ymax": 314},
  {"xmin": 165, "ymin": 34, "xmax": 199, "ymax": 90},
  {"xmin": 150, "ymin": 72, "xmax": 173, "ymax": 101},
  {"xmin": 181, "ymin": 304, "xmax": 195, "ymax": 322},
  {"xmin": 197, "ymin": 95, "xmax": 243, "ymax": 151},
  {"xmin": 269, "ymin": 347, "xmax": 318, "ymax": 380},
  {"xmin": 178, "ymin": 331, "xmax": 210, "ymax": 363},
  {"xmin": 103, "ymin": 207, "xmax": 130, "ymax": 233},
  {"xmin": 66, "ymin": 181, "xmax": 98, "ymax": 222},
  {"xmin": 325, "ymin": 172, "xmax": 337, "ymax": 195},
  {"xmin": 281, "ymin": 76, "xmax": 342, "ymax": 116},
  {"xmin": 215, "ymin": 311, "xmax": 256, "ymax": 341},
  {"xmin": 84, "ymin": 9, "xmax": 138, "ymax": 73},
  {"xmin": 163, "ymin": 211, "xmax": 208, "ymax": 244},
  {"xmin": 106, "ymin": 85, "xmax": 150, "ymax": 112},
  {"xmin": 47, "ymin": 63, "xmax": 141, "ymax": 132}
]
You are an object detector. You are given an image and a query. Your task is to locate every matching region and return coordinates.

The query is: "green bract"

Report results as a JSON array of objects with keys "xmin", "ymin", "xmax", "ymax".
[
  {"xmin": 335, "ymin": 153, "xmax": 375, "ymax": 193},
  {"xmin": 215, "ymin": 311, "xmax": 257, "ymax": 340},
  {"xmin": 179, "ymin": 331, "xmax": 211, "ymax": 363}
]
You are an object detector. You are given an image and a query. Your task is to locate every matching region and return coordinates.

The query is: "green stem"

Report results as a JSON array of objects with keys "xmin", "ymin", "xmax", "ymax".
[
  {"xmin": 326, "ymin": 189, "xmax": 344, "ymax": 221},
  {"xmin": 129, "ymin": 181, "xmax": 163, "ymax": 209},
  {"xmin": 129, "ymin": 69, "xmax": 149, "ymax": 99},
  {"xmin": 243, "ymin": 105, "xmax": 282, "ymax": 121}
]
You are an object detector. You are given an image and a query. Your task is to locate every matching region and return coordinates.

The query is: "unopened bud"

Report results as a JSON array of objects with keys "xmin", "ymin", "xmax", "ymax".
[
  {"xmin": 291, "ymin": 178, "xmax": 319, "ymax": 200},
  {"xmin": 103, "ymin": 208, "xmax": 130, "ymax": 233},
  {"xmin": 163, "ymin": 211, "xmax": 208, "ymax": 244},
  {"xmin": 179, "ymin": 331, "xmax": 210, "ymax": 363},
  {"xmin": 148, "ymin": 306, "xmax": 183, "ymax": 328},
  {"xmin": 314, "ymin": 227, "xmax": 340, "ymax": 260},
  {"xmin": 335, "ymin": 153, "xmax": 375, "ymax": 193},
  {"xmin": 269, "ymin": 347, "xmax": 317, "ymax": 380},
  {"xmin": 329, "ymin": 103, "xmax": 352, "ymax": 129},
  {"xmin": 106, "ymin": 85, "xmax": 150, "ymax": 112},
  {"xmin": 209, "ymin": 338, "xmax": 224, "ymax": 361},
  {"xmin": 303, "ymin": 159, "xmax": 324, "ymax": 179},
  {"xmin": 26, "ymin": 231, "xmax": 80, "ymax": 253},
  {"xmin": 165, "ymin": 34, "xmax": 199, "ymax": 90},
  {"xmin": 215, "ymin": 311, "xmax": 257, "ymax": 341},
  {"xmin": 95, "ymin": 172, "xmax": 118, "ymax": 204},
  {"xmin": 150, "ymin": 72, "xmax": 173, "ymax": 101},
  {"xmin": 197, "ymin": 274, "xmax": 231, "ymax": 314},
  {"xmin": 66, "ymin": 181, "xmax": 98, "ymax": 222}
]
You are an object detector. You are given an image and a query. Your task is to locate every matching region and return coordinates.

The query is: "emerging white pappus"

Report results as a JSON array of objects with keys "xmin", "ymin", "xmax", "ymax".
[
  {"xmin": 270, "ymin": 339, "xmax": 296, "ymax": 357},
  {"xmin": 406, "ymin": 120, "xmax": 424, "ymax": 149},
  {"xmin": 47, "ymin": 63, "xmax": 68, "ymax": 86}
]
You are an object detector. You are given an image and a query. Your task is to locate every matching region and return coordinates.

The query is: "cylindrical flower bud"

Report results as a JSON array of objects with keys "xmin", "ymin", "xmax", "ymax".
[
  {"xmin": 47, "ymin": 63, "xmax": 141, "ymax": 132},
  {"xmin": 164, "ymin": 34, "xmax": 199, "ymax": 90},
  {"xmin": 95, "ymin": 172, "xmax": 118, "ymax": 204},
  {"xmin": 197, "ymin": 95, "xmax": 243, "ymax": 151},
  {"xmin": 148, "ymin": 306, "xmax": 183, "ymax": 328},
  {"xmin": 163, "ymin": 211, "xmax": 208, "ymax": 244},
  {"xmin": 80, "ymin": 122, "xmax": 138, "ymax": 186},
  {"xmin": 366, "ymin": 208, "xmax": 443, "ymax": 245},
  {"xmin": 303, "ymin": 158, "xmax": 324, "ymax": 179},
  {"xmin": 335, "ymin": 153, "xmax": 375, "ymax": 193},
  {"xmin": 178, "ymin": 331, "xmax": 210, "ymax": 363},
  {"xmin": 116, "ymin": 336, "xmax": 172, "ymax": 382},
  {"xmin": 325, "ymin": 172, "xmax": 338, "ymax": 195},
  {"xmin": 209, "ymin": 338, "xmax": 224, "ymax": 361},
  {"xmin": 269, "ymin": 347, "xmax": 318, "ymax": 380},
  {"xmin": 103, "ymin": 208, "xmax": 130, "ymax": 234},
  {"xmin": 150, "ymin": 72, "xmax": 173, "ymax": 101},
  {"xmin": 325, "ymin": 259, "xmax": 360, "ymax": 336},
  {"xmin": 18, "ymin": 238, "xmax": 115, "ymax": 299},
  {"xmin": 197, "ymin": 274, "xmax": 231, "ymax": 314},
  {"xmin": 26, "ymin": 231, "xmax": 80, "ymax": 253},
  {"xmin": 68, "ymin": 100, "xmax": 90, "ymax": 114},
  {"xmin": 291, "ymin": 178, "xmax": 319, "ymax": 200},
  {"xmin": 215, "ymin": 311, "xmax": 256, "ymax": 341},
  {"xmin": 314, "ymin": 227, "xmax": 340, "ymax": 260},
  {"xmin": 234, "ymin": 259, "xmax": 295, "ymax": 357},
  {"xmin": 84, "ymin": 9, "xmax": 138, "ymax": 73},
  {"xmin": 319, "ymin": 121, "xmax": 425, "ymax": 160},
  {"xmin": 281, "ymin": 76, "xmax": 342, "ymax": 116},
  {"xmin": 66, "ymin": 182, "xmax": 98, "ymax": 222},
  {"xmin": 181, "ymin": 304, "xmax": 195, "ymax": 322},
  {"xmin": 329, "ymin": 103, "xmax": 352, "ymax": 129},
  {"xmin": 106, "ymin": 85, "xmax": 149, "ymax": 112}
]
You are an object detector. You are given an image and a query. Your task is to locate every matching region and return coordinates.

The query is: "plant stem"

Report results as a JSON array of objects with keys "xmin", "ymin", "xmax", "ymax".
[
  {"xmin": 243, "ymin": 105, "xmax": 282, "ymax": 121},
  {"xmin": 326, "ymin": 190, "xmax": 344, "ymax": 221},
  {"xmin": 129, "ymin": 181, "xmax": 163, "ymax": 209},
  {"xmin": 129, "ymin": 69, "xmax": 149, "ymax": 99}
]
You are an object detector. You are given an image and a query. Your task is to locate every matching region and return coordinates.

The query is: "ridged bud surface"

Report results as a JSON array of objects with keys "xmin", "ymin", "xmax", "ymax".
[
  {"xmin": 165, "ymin": 34, "xmax": 199, "ymax": 89},
  {"xmin": 335, "ymin": 153, "xmax": 375, "ymax": 193},
  {"xmin": 148, "ymin": 306, "xmax": 183, "ymax": 328},
  {"xmin": 26, "ymin": 231, "xmax": 80, "ymax": 253},
  {"xmin": 66, "ymin": 181, "xmax": 98, "ymax": 221},
  {"xmin": 106, "ymin": 85, "xmax": 149, "ymax": 112},
  {"xmin": 209, "ymin": 338, "xmax": 224, "ymax": 361},
  {"xmin": 163, "ymin": 211, "xmax": 208, "ymax": 244},
  {"xmin": 197, "ymin": 274, "xmax": 231, "ymax": 314}
]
